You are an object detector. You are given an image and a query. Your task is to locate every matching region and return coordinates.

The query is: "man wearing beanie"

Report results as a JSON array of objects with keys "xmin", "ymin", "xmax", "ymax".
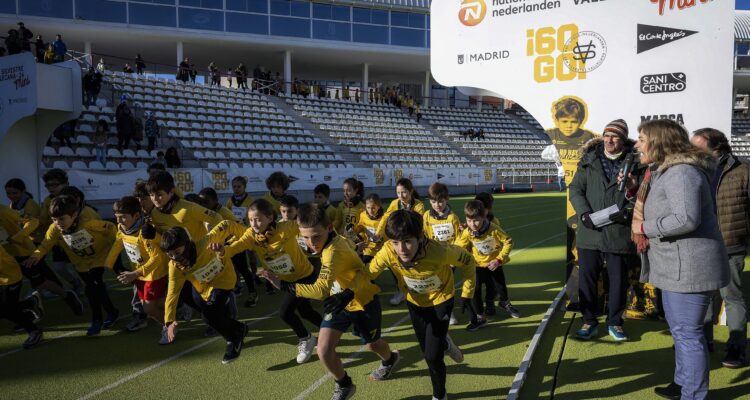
[{"xmin": 568, "ymin": 119, "xmax": 644, "ymax": 341}]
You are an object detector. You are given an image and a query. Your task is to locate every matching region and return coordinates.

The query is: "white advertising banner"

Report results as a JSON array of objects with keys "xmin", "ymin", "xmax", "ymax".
[{"xmin": 0, "ymin": 53, "xmax": 36, "ymax": 141}]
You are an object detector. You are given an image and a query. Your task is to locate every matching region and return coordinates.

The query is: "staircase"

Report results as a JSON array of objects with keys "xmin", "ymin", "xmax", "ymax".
[{"xmin": 415, "ymin": 117, "xmax": 485, "ymax": 167}]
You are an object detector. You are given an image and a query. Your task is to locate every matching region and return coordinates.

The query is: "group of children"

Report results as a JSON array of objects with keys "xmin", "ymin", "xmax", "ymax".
[{"xmin": 1, "ymin": 168, "xmax": 520, "ymax": 400}]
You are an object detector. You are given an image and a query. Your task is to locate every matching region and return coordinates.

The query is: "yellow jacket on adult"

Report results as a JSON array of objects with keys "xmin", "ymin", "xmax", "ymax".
[
  {"xmin": 150, "ymin": 197, "xmax": 222, "ymax": 239},
  {"xmin": 454, "ymin": 222, "xmax": 513, "ymax": 266},
  {"xmin": 422, "ymin": 210, "xmax": 462, "ymax": 245},
  {"xmin": 0, "ymin": 204, "xmax": 39, "ymax": 257},
  {"xmin": 0, "ymin": 246, "xmax": 22, "ymax": 286},
  {"xmin": 32, "ymin": 216, "xmax": 116, "ymax": 272},
  {"xmin": 207, "ymin": 220, "xmax": 314, "ymax": 283},
  {"xmin": 376, "ymin": 199, "xmax": 426, "ymax": 238},
  {"xmin": 296, "ymin": 235, "xmax": 380, "ymax": 312},
  {"xmin": 104, "ymin": 226, "xmax": 169, "ymax": 282},
  {"xmin": 367, "ymin": 239, "xmax": 476, "ymax": 307},
  {"xmin": 354, "ymin": 210, "xmax": 384, "ymax": 257},
  {"xmin": 164, "ymin": 243, "xmax": 236, "ymax": 324}
]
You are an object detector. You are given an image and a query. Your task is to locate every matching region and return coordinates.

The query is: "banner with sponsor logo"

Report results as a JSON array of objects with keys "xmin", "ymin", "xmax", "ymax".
[{"xmin": 0, "ymin": 53, "xmax": 36, "ymax": 141}]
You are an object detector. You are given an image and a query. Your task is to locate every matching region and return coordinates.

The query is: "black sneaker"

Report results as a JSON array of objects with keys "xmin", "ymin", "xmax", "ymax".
[
  {"xmin": 12, "ymin": 324, "xmax": 24, "ymax": 333},
  {"xmin": 22, "ymin": 330, "xmax": 43, "ymax": 349},
  {"xmin": 331, "ymin": 382, "xmax": 356, "ymax": 400},
  {"xmin": 103, "ymin": 310, "xmax": 120, "ymax": 329},
  {"xmin": 466, "ymin": 318, "xmax": 489, "ymax": 332},
  {"xmin": 501, "ymin": 301, "xmax": 521, "ymax": 318},
  {"xmin": 244, "ymin": 292, "xmax": 258, "ymax": 308},
  {"xmin": 654, "ymin": 382, "xmax": 681, "ymax": 400},
  {"xmin": 485, "ymin": 306, "xmax": 497, "ymax": 316},
  {"xmin": 64, "ymin": 291, "xmax": 84, "ymax": 316},
  {"xmin": 722, "ymin": 347, "xmax": 746, "ymax": 369},
  {"xmin": 28, "ymin": 292, "xmax": 44, "ymax": 323},
  {"xmin": 222, "ymin": 325, "xmax": 248, "ymax": 365}
]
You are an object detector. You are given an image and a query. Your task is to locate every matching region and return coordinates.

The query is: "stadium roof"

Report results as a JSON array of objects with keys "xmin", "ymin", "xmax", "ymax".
[
  {"xmin": 334, "ymin": 0, "xmax": 430, "ymax": 10},
  {"xmin": 737, "ymin": 10, "xmax": 750, "ymax": 41}
]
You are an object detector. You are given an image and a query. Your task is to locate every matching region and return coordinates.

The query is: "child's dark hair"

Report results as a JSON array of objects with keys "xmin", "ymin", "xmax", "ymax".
[
  {"xmin": 396, "ymin": 177, "xmax": 420, "ymax": 201},
  {"xmin": 198, "ymin": 187, "xmax": 219, "ymax": 203},
  {"xmin": 280, "ymin": 195, "xmax": 299, "ymax": 209},
  {"xmin": 49, "ymin": 195, "xmax": 80, "ymax": 218},
  {"xmin": 266, "ymin": 171, "xmax": 291, "ymax": 191},
  {"xmin": 365, "ymin": 193, "xmax": 381, "ymax": 206},
  {"xmin": 249, "ymin": 199, "xmax": 277, "ymax": 220},
  {"xmin": 232, "ymin": 176, "xmax": 248, "ymax": 186},
  {"xmin": 59, "ymin": 186, "xmax": 85, "ymax": 204},
  {"xmin": 297, "ymin": 203, "xmax": 330, "ymax": 229},
  {"xmin": 43, "ymin": 169, "xmax": 68, "ymax": 185},
  {"xmin": 474, "ymin": 192, "xmax": 494, "ymax": 209},
  {"xmin": 427, "ymin": 182, "xmax": 449, "ymax": 201},
  {"xmin": 5, "ymin": 178, "xmax": 28, "ymax": 195},
  {"xmin": 464, "ymin": 200, "xmax": 487, "ymax": 220},
  {"xmin": 183, "ymin": 193, "xmax": 205, "ymax": 207},
  {"xmin": 146, "ymin": 171, "xmax": 175, "ymax": 194},
  {"xmin": 113, "ymin": 196, "xmax": 142, "ymax": 215},
  {"xmin": 148, "ymin": 163, "xmax": 166, "ymax": 172},
  {"xmin": 314, "ymin": 184, "xmax": 330, "ymax": 198},
  {"xmin": 385, "ymin": 210, "xmax": 423, "ymax": 241},
  {"xmin": 343, "ymin": 177, "xmax": 364, "ymax": 197},
  {"xmin": 160, "ymin": 227, "xmax": 191, "ymax": 252},
  {"xmin": 553, "ymin": 98, "xmax": 586, "ymax": 122},
  {"xmin": 132, "ymin": 181, "xmax": 148, "ymax": 198}
]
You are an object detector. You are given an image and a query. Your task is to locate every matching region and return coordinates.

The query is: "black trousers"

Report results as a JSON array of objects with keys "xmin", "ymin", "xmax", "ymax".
[
  {"xmin": 117, "ymin": 135, "xmax": 131, "ymax": 152},
  {"xmin": 232, "ymin": 251, "xmax": 256, "ymax": 294},
  {"xmin": 147, "ymin": 137, "xmax": 156, "ymax": 152},
  {"xmin": 473, "ymin": 267, "xmax": 509, "ymax": 315},
  {"xmin": 15, "ymin": 256, "xmax": 63, "ymax": 288},
  {"xmin": 77, "ymin": 267, "xmax": 118, "ymax": 322},
  {"xmin": 280, "ymin": 290, "xmax": 322, "ymax": 338},
  {"xmin": 578, "ymin": 248, "xmax": 628, "ymax": 327},
  {"xmin": 407, "ymin": 298, "xmax": 454, "ymax": 399},
  {"xmin": 191, "ymin": 287, "xmax": 245, "ymax": 343},
  {"xmin": 0, "ymin": 282, "xmax": 38, "ymax": 333}
]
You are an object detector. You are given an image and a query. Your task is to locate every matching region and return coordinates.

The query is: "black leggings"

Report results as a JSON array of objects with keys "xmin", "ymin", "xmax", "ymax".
[
  {"xmin": 407, "ymin": 299, "xmax": 454, "ymax": 399},
  {"xmin": 15, "ymin": 256, "xmax": 63, "ymax": 288},
  {"xmin": 0, "ymin": 282, "xmax": 38, "ymax": 333},
  {"xmin": 191, "ymin": 287, "xmax": 245, "ymax": 343},
  {"xmin": 280, "ymin": 290, "xmax": 322, "ymax": 338},
  {"xmin": 77, "ymin": 267, "xmax": 118, "ymax": 322},
  {"xmin": 473, "ymin": 267, "xmax": 509, "ymax": 314},
  {"xmin": 232, "ymin": 251, "xmax": 256, "ymax": 294}
]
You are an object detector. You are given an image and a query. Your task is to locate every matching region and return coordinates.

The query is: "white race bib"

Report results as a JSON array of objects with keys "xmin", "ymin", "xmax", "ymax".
[
  {"xmin": 0, "ymin": 227, "xmax": 9, "ymax": 245},
  {"xmin": 331, "ymin": 281, "xmax": 344, "ymax": 295},
  {"xmin": 265, "ymin": 253, "xmax": 295, "ymax": 275},
  {"xmin": 123, "ymin": 241, "xmax": 144, "ymax": 264},
  {"xmin": 365, "ymin": 227, "xmax": 377, "ymax": 240},
  {"xmin": 296, "ymin": 236, "xmax": 309, "ymax": 252},
  {"xmin": 62, "ymin": 229, "xmax": 94, "ymax": 251},
  {"xmin": 431, "ymin": 223, "xmax": 455, "ymax": 243},
  {"xmin": 232, "ymin": 206, "xmax": 247, "ymax": 223},
  {"xmin": 193, "ymin": 257, "xmax": 225, "ymax": 283},
  {"xmin": 475, "ymin": 236, "xmax": 498, "ymax": 256},
  {"xmin": 403, "ymin": 275, "xmax": 442, "ymax": 294}
]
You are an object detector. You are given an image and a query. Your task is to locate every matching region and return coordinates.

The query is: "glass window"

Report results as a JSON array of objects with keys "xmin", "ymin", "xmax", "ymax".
[
  {"xmin": 226, "ymin": 12, "xmax": 268, "ymax": 35},
  {"xmin": 352, "ymin": 7, "xmax": 369, "ymax": 23},
  {"xmin": 426, "ymin": 14, "xmax": 430, "ymax": 29},
  {"xmin": 134, "ymin": 0, "xmax": 175, "ymax": 4},
  {"xmin": 290, "ymin": 1, "xmax": 308, "ymax": 17},
  {"xmin": 226, "ymin": 0, "xmax": 267, "ymax": 13},
  {"xmin": 391, "ymin": 27, "xmax": 424, "ymax": 47},
  {"xmin": 271, "ymin": 16, "xmax": 310, "ymax": 38},
  {"xmin": 390, "ymin": 11, "xmax": 408, "ymax": 27},
  {"xmin": 75, "ymin": 0, "xmax": 126, "ymax": 23},
  {"xmin": 129, "ymin": 3, "xmax": 176, "ymax": 27},
  {"xmin": 19, "ymin": 0, "xmax": 73, "ymax": 19},
  {"xmin": 353, "ymin": 24, "xmax": 387, "ymax": 45},
  {"xmin": 0, "ymin": 0, "xmax": 15, "ymax": 13},
  {"xmin": 330, "ymin": 5, "xmax": 349, "ymax": 22},
  {"xmin": 312, "ymin": 20, "xmax": 349, "ymax": 42},
  {"xmin": 408, "ymin": 13, "xmax": 425, "ymax": 29},
  {"xmin": 179, "ymin": 0, "xmax": 222, "ymax": 9},
  {"xmin": 371, "ymin": 9, "xmax": 388, "ymax": 25},
  {"xmin": 271, "ymin": 0, "xmax": 289, "ymax": 15},
  {"xmin": 313, "ymin": 3, "xmax": 331, "ymax": 20},
  {"xmin": 178, "ymin": 7, "xmax": 223, "ymax": 31}
]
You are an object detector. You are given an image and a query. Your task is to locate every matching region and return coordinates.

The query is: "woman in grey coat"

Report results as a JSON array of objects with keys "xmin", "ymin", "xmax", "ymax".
[{"xmin": 623, "ymin": 119, "xmax": 729, "ymax": 400}]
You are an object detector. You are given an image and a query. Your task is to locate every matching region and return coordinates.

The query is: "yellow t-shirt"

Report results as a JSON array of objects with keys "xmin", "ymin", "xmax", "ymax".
[
  {"xmin": 454, "ymin": 222, "xmax": 514, "ymax": 267},
  {"xmin": 263, "ymin": 192, "xmax": 283, "ymax": 215},
  {"xmin": 33, "ymin": 216, "xmax": 116, "ymax": 272},
  {"xmin": 354, "ymin": 210, "xmax": 384, "ymax": 257},
  {"xmin": 164, "ymin": 244, "xmax": 236, "ymax": 324},
  {"xmin": 226, "ymin": 194, "xmax": 254, "ymax": 225},
  {"xmin": 105, "ymin": 226, "xmax": 169, "ymax": 281},
  {"xmin": 0, "ymin": 204, "xmax": 39, "ymax": 257},
  {"xmin": 334, "ymin": 200, "xmax": 366, "ymax": 235},
  {"xmin": 12, "ymin": 198, "xmax": 41, "ymax": 243},
  {"xmin": 295, "ymin": 235, "xmax": 381, "ymax": 312},
  {"xmin": 423, "ymin": 210, "xmax": 462, "ymax": 245},
  {"xmin": 0, "ymin": 245, "xmax": 22, "ymax": 286},
  {"xmin": 207, "ymin": 220, "xmax": 314, "ymax": 283},
  {"xmin": 368, "ymin": 239, "xmax": 476, "ymax": 307},
  {"xmin": 376, "ymin": 199, "xmax": 426, "ymax": 238},
  {"xmin": 150, "ymin": 197, "xmax": 222, "ymax": 240},
  {"xmin": 321, "ymin": 203, "xmax": 338, "ymax": 228}
]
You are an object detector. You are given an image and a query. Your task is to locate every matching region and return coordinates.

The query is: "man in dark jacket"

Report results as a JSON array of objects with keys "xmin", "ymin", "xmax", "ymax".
[
  {"xmin": 34, "ymin": 35, "xmax": 45, "ymax": 62},
  {"xmin": 116, "ymin": 97, "xmax": 135, "ymax": 152},
  {"xmin": 17, "ymin": 22, "xmax": 33, "ymax": 52},
  {"xmin": 691, "ymin": 128, "xmax": 749, "ymax": 368},
  {"xmin": 52, "ymin": 34, "xmax": 66, "ymax": 63},
  {"xmin": 569, "ymin": 119, "xmax": 641, "ymax": 341}
]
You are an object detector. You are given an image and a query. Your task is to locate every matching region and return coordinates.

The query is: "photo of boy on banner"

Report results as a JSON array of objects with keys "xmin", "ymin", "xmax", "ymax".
[{"xmin": 545, "ymin": 96, "xmax": 598, "ymax": 309}]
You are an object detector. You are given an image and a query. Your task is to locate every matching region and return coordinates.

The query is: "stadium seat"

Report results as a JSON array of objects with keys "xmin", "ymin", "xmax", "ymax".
[
  {"xmin": 108, "ymin": 149, "xmax": 122, "ymax": 158},
  {"xmin": 106, "ymin": 161, "xmax": 121, "ymax": 170},
  {"xmin": 88, "ymin": 161, "xmax": 105, "ymax": 169},
  {"xmin": 52, "ymin": 160, "xmax": 69, "ymax": 169},
  {"xmin": 59, "ymin": 147, "xmax": 75, "ymax": 157},
  {"xmin": 43, "ymin": 146, "xmax": 57, "ymax": 157},
  {"xmin": 121, "ymin": 161, "xmax": 136, "ymax": 169},
  {"xmin": 75, "ymin": 148, "xmax": 91, "ymax": 157}
]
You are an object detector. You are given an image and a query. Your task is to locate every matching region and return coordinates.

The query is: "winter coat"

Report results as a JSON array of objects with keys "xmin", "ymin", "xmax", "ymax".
[
  {"xmin": 52, "ymin": 39, "xmax": 66, "ymax": 58},
  {"xmin": 145, "ymin": 117, "xmax": 160, "ymax": 138},
  {"xmin": 714, "ymin": 153, "xmax": 750, "ymax": 254}
]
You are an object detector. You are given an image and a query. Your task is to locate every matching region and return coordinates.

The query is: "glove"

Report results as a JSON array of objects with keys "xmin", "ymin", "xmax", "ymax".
[
  {"xmin": 580, "ymin": 213, "xmax": 596, "ymax": 230},
  {"xmin": 609, "ymin": 209, "xmax": 630, "ymax": 225},
  {"xmin": 324, "ymin": 289, "xmax": 355, "ymax": 315},
  {"xmin": 141, "ymin": 224, "xmax": 156, "ymax": 240},
  {"xmin": 280, "ymin": 281, "xmax": 296, "ymax": 294}
]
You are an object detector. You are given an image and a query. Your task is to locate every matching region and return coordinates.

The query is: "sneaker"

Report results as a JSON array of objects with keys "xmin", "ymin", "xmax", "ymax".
[
  {"xmin": 722, "ymin": 347, "xmax": 747, "ymax": 369},
  {"xmin": 103, "ymin": 310, "xmax": 119, "ymax": 329},
  {"xmin": 296, "ymin": 335, "xmax": 317, "ymax": 364},
  {"xmin": 466, "ymin": 317, "xmax": 489, "ymax": 332},
  {"xmin": 12, "ymin": 324, "xmax": 24, "ymax": 333},
  {"xmin": 575, "ymin": 324, "xmax": 598, "ymax": 340},
  {"xmin": 222, "ymin": 340, "xmax": 243, "ymax": 364},
  {"xmin": 64, "ymin": 291, "xmax": 84, "ymax": 316},
  {"xmin": 204, "ymin": 326, "xmax": 218, "ymax": 337},
  {"xmin": 22, "ymin": 330, "xmax": 43, "ymax": 349},
  {"xmin": 244, "ymin": 292, "xmax": 258, "ymax": 308},
  {"xmin": 87, "ymin": 321, "xmax": 103, "ymax": 337},
  {"xmin": 158, "ymin": 326, "xmax": 171, "ymax": 345},
  {"xmin": 389, "ymin": 291, "xmax": 406, "ymax": 306},
  {"xmin": 369, "ymin": 350, "xmax": 400, "ymax": 381},
  {"xmin": 444, "ymin": 334, "xmax": 464, "ymax": 363},
  {"xmin": 331, "ymin": 382, "xmax": 356, "ymax": 400},
  {"xmin": 233, "ymin": 283, "xmax": 244, "ymax": 295},
  {"xmin": 449, "ymin": 313, "xmax": 459, "ymax": 326},
  {"xmin": 608, "ymin": 326, "xmax": 629, "ymax": 342},
  {"xmin": 178, "ymin": 304, "xmax": 193, "ymax": 323},
  {"xmin": 500, "ymin": 301, "xmax": 521, "ymax": 318},
  {"xmin": 432, "ymin": 396, "xmax": 447, "ymax": 400},
  {"xmin": 126, "ymin": 317, "xmax": 148, "ymax": 332},
  {"xmin": 28, "ymin": 291, "xmax": 44, "ymax": 323},
  {"xmin": 654, "ymin": 382, "xmax": 681, "ymax": 400},
  {"xmin": 485, "ymin": 305, "xmax": 496, "ymax": 316}
]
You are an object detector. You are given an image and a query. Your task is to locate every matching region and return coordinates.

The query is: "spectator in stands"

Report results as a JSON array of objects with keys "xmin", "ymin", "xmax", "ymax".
[
  {"xmin": 691, "ymin": 128, "xmax": 749, "ymax": 369},
  {"xmin": 17, "ymin": 22, "xmax": 32, "ymax": 52},
  {"xmin": 51, "ymin": 34, "xmax": 66, "ymax": 63},
  {"xmin": 135, "ymin": 54, "xmax": 146, "ymax": 75},
  {"xmin": 177, "ymin": 57, "xmax": 189, "ymax": 83},
  {"xmin": 623, "ymin": 119, "xmax": 729, "ymax": 400},
  {"xmin": 226, "ymin": 67, "xmax": 234, "ymax": 88},
  {"xmin": 132, "ymin": 114, "xmax": 144, "ymax": 151},
  {"xmin": 93, "ymin": 119, "xmax": 109, "ymax": 164},
  {"xmin": 116, "ymin": 97, "xmax": 135, "ymax": 152},
  {"xmin": 42, "ymin": 44, "xmax": 55, "ymax": 64},
  {"xmin": 415, "ymin": 103, "xmax": 422, "ymax": 123},
  {"xmin": 165, "ymin": 147, "xmax": 181, "ymax": 168},
  {"xmin": 123, "ymin": 63, "xmax": 134, "ymax": 74},
  {"xmin": 53, "ymin": 120, "xmax": 76, "ymax": 148},
  {"xmin": 145, "ymin": 112, "xmax": 160, "ymax": 152},
  {"xmin": 556, "ymin": 162, "xmax": 566, "ymax": 192},
  {"xmin": 189, "ymin": 63, "xmax": 197, "ymax": 83},
  {"xmin": 208, "ymin": 62, "xmax": 220, "ymax": 86},
  {"xmin": 154, "ymin": 151, "xmax": 166, "ymax": 165},
  {"xmin": 96, "ymin": 58, "xmax": 106, "ymax": 74},
  {"xmin": 83, "ymin": 68, "xmax": 98, "ymax": 106},
  {"xmin": 5, "ymin": 29, "xmax": 21, "ymax": 55},
  {"xmin": 0, "ymin": 47, "xmax": 6, "ymax": 57},
  {"xmin": 34, "ymin": 35, "xmax": 45, "ymax": 62},
  {"xmin": 236, "ymin": 63, "xmax": 248, "ymax": 90},
  {"xmin": 408, "ymin": 96, "xmax": 415, "ymax": 116}
]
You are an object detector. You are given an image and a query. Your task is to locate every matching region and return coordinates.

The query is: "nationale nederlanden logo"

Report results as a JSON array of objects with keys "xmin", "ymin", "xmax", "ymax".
[{"xmin": 459, "ymin": 0, "xmax": 487, "ymax": 27}]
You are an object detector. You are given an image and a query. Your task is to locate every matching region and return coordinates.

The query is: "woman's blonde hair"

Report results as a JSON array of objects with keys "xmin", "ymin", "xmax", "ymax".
[{"xmin": 638, "ymin": 119, "xmax": 704, "ymax": 165}]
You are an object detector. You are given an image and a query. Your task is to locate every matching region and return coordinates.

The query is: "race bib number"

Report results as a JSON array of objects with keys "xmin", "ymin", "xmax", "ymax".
[
  {"xmin": 331, "ymin": 281, "xmax": 344, "ymax": 295},
  {"xmin": 123, "ymin": 241, "xmax": 144, "ymax": 264},
  {"xmin": 475, "ymin": 236, "xmax": 498, "ymax": 256},
  {"xmin": 403, "ymin": 275, "xmax": 442, "ymax": 295},
  {"xmin": 0, "ymin": 227, "xmax": 8, "ymax": 245},
  {"xmin": 365, "ymin": 227, "xmax": 377, "ymax": 240},
  {"xmin": 193, "ymin": 257, "xmax": 225, "ymax": 283},
  {"xmin": 431, "ymin": 223, "xmax": 455, "ymax": 243},
  {"xmin": 297, "ymin": 236, "xmax": 309, "ymax": 252},
  {"xmin": 265, "ymin": 253, "xmax": 295, "ymax": 275},
  {"xmin": 232, "ymin": 206, "xmax": 247, "ymax": 223},
  {"xmin": 62, "ymin": 229, "xmax": 94, "ymax": 251}
]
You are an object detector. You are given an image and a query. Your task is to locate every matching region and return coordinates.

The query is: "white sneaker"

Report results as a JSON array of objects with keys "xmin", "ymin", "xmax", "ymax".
[
  {"xmin": 445, "ymin": 334, "xmax": 464, "ymax": 363},
  {"xmin": 389, "ymin": 291, "xmax": 406, "ymax": 306},
  {"xmin": 432, "ymin": 396, "xmax": 447, "ymax": 400},
  {"xmin": 449, "ymin": 312, "xmax": 458, "ymax": 326},
  {"xmin": 296, "ymin": 335, "xmax": 317, "ymax": 364}
]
